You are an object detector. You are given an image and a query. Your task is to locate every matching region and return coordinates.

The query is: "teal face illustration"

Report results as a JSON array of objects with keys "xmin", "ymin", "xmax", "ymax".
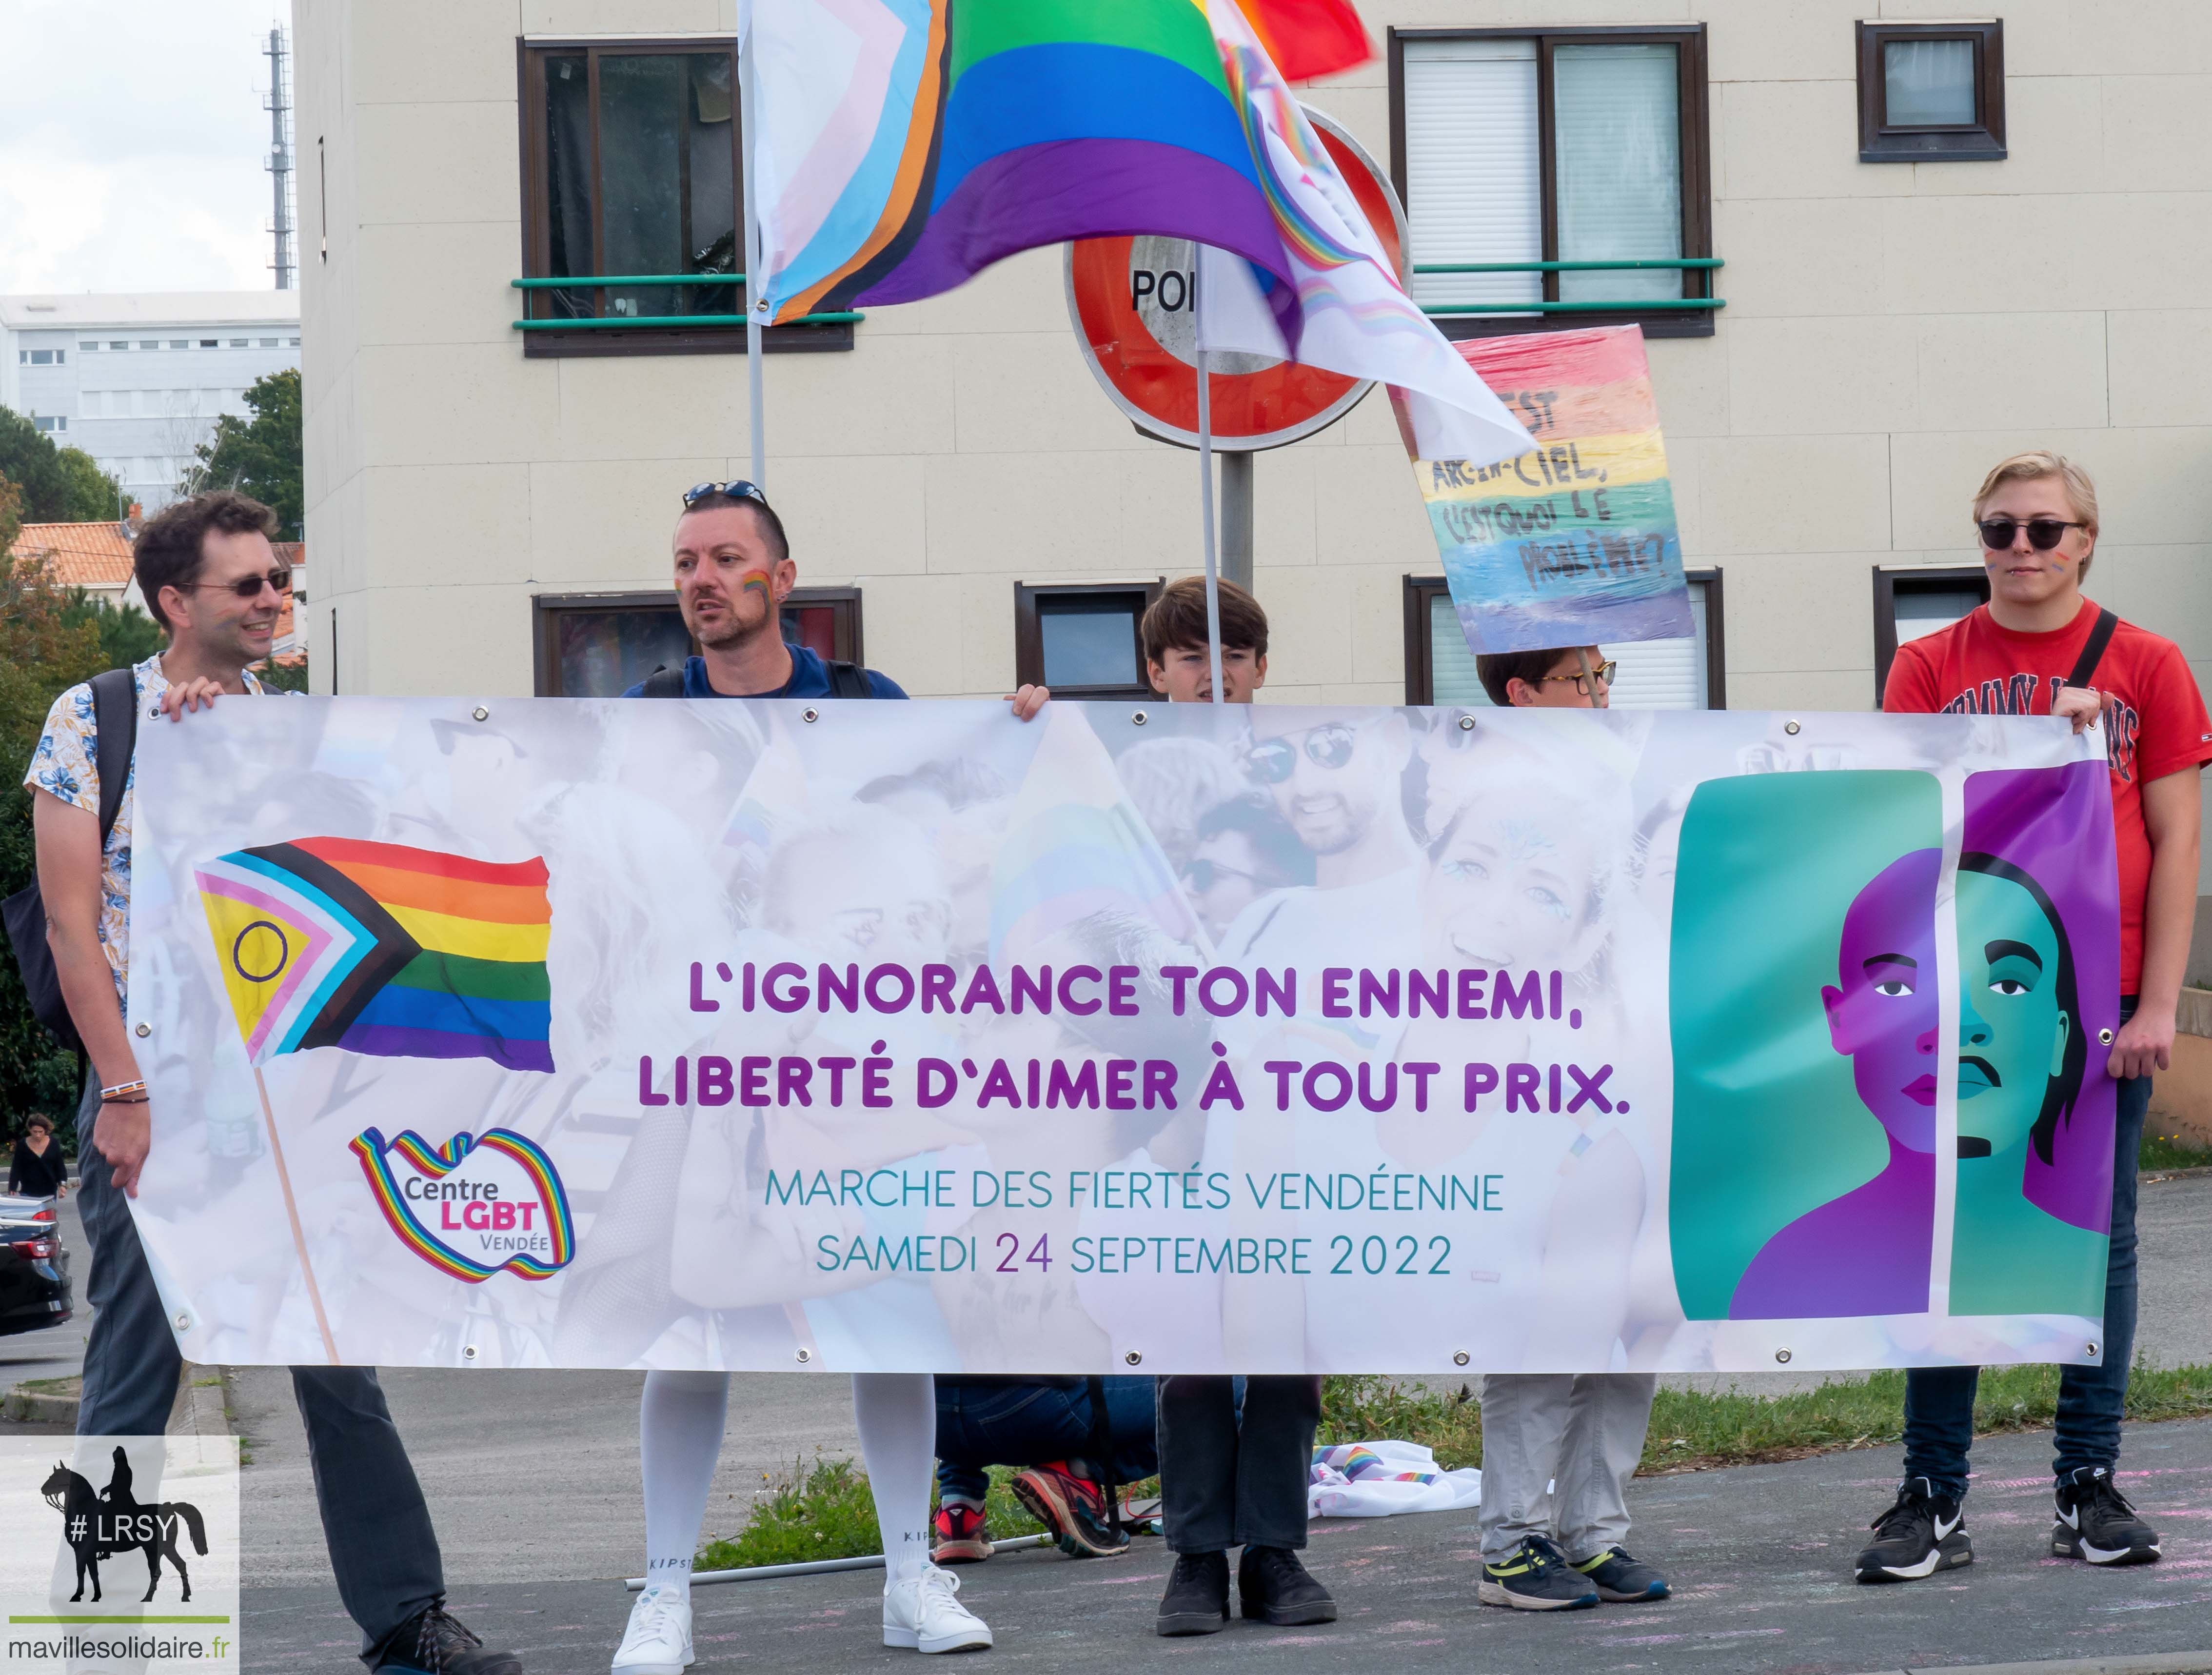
[{"xmin": 1955, "ymin": 868, "xmax": 2072, "ymax": 1157}]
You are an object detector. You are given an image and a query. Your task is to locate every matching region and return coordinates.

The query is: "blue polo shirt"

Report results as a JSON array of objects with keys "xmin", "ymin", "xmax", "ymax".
[{"xmin": 621, "ymin": 644, "xmax": 907, "ymax": 700}]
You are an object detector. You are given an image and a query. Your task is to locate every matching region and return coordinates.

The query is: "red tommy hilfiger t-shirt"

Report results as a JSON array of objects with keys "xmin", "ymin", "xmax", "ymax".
[{"xmin": 1885, "ymin": 598, "xmax": 2212, "ymax": 994}]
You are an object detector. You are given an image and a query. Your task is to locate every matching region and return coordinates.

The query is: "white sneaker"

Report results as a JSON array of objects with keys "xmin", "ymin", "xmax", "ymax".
[
  {"xmin": 882, "ymin": 1565, "xmax": 993, "ymax": 1654},
  {"xmin": 612, "ymin": 1583, "xmax": 693, "ymax": 1675}
]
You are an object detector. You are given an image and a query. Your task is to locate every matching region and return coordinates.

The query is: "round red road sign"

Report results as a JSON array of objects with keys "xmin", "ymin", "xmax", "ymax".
[{"xmin": 1064, "ymin": 108, "xmax": 1409, "ymax": 451}]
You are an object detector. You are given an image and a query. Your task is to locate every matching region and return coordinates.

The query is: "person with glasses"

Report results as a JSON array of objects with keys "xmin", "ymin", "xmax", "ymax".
[
  {"xmin": 1183, "ymin": 796, "xmax": 1314, "ymax": 944},
  {"xmin": 612, "ymin": 481, "xmax": 1010, "ymax": 1671},
  {"xmin": 24, "ymin": 491, "xmax": 521, "ymax": 1675},
  {"xmin": 1871, "ymin": 451, "xmax": 2210, "ymax": 1580},
  {"xmin": 1472, "ymin": 645, "xmax": 1616, "ymax": 710}
]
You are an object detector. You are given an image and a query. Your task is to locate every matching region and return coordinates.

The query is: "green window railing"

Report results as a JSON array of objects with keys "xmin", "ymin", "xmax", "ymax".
[
  {"xmin": 510, "ymin": 275, "xmax": 862, "ymax": 331},
  {"xmin": 1412, "ymin": 257, "xmax": 1723, "ymax": 317}
]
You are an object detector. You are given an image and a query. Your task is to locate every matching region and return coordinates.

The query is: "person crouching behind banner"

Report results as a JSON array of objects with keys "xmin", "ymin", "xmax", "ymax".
[
  {"xmin": 1134, "ymin": 577, "xmax": 1339, "ymax": 1638},
  {"xmin": 609, "ymin": 481, "xmax": 1051, "ymax": 1670},
  {"xmin": 1870, "ymin": 452, "xmax": 2210, "ymax": 1582},
  {"xmin": 25, "ymin": 492, "xmax": 522, "ymax": 1675},
  {"xmin": 1459, "ymin": 644, "xmax": 1671, "ymax": 1613},
  {"xmin": 931, "ymin": 1376, "xmax": 1161, "ymax": 1562}
]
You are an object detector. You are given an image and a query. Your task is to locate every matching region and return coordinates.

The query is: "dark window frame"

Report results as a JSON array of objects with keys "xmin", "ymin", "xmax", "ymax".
[
  {"xmin": 515, "ymin": 37, "xmax": 852, "ymax": 359},
  {"xmin": 1856, "ymin": 20, "xmax": 2005, "ymax": 163},
  {"xmin": 1387, "ymin": 23, "xmax": 1715, "ymax": 342},
  {"xmin": 1013, "ymin": 580, "xmax": 1165, "ymax": 700},
  {"xmin": 1872, "ymin": 564, "xmax": 1991, "ymax": 703},
  {"xmin": 1402, "ymin": 568, "xmax": 1726, "ymax": 709},
  {"xmin": 532, "ymin": 585, "xmax": 868, "ymax": 695}
]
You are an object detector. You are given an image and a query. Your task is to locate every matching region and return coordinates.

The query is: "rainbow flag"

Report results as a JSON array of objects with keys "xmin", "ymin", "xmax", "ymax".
[
  {"xmin": 854, "ymin": 0, "xmax": 1292, "ymax": 308},
  {"xmin": 1396, "ymin": 325, "xmax": 1693, "ymax": 655},
  {"xmin": 195, "ymin": 837, "xmax": 555, "ymax": 1074}
]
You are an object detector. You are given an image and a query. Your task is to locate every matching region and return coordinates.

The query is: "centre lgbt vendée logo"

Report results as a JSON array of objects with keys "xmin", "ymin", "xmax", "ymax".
[{"xmin": 194, "ymin": 836, "xmax": 576, "ymax": 1284}]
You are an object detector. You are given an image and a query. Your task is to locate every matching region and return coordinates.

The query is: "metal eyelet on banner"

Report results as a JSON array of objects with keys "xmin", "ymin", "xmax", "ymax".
[
  {"xmin": 2099, "ymin": 1028, "xmax": 2115, "ymax": 1045},
  {"xmin": 796, "ymin": 1347, "xmax": 813, "ymax": 1363},
  {"xmin": 2086, "ymin": 1341, "xmax": 2099, "ymax": 1358},
  {"xmin": 802, "ymin": 707, "xmax": 819, "ymax": 724},
  {"xmin": 1124, "ymin": 1351, "xmax": 1143, "ymax": 1366},
  {"xmin": 174, "ymin": 1312, "xmax": 191, "ymax": 1332},
  {"xmin": 1457, "ymin": 715, "xmax": 1475, "ymax": 732},
  {"xmin": 472, "ymin": 706, "xmax": 489, "ymax": 721},
  {"xmin": 1774, "ymin": 1348, "xmax": 1793, "ymax": 1364},
  {"xmin": 1453, "ymin": 1351, "xmax": 1470, "ymax": 1367},
  {"xmin": 135, "ymin": 1022, "xmax": 151, "ymax": 1038},
  {"xmin": 1131, "ymin": 710, "xmax": 1148, "ymax": 727},
  {"xmin": 463, "ymin": 1344, "xmax": 478, "ymax": 1361},
  {"xmin": 1784, "ymin": 719, "xmax": 1802, "ymax": 736}
]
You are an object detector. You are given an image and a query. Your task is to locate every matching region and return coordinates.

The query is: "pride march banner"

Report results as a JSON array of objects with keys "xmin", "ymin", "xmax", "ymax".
[
  {"xmin": 1399, "ymin": 324, "xmax": 1694, "ymax": 656},
  {"xmin": 129, "ymin": 698, "xmax": 2116, "ymax": 1377}
]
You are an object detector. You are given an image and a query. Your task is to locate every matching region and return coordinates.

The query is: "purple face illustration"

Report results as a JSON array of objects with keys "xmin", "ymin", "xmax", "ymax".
[{"xmin": 1820, "ymin": 848, "xmax": 1941, "ymax": 1155}]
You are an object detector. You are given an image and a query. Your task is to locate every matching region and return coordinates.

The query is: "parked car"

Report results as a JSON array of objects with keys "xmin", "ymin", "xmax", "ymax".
[{"xmin": 0, "ymin": 1193, "xmax": 72, "ymax": 1336}]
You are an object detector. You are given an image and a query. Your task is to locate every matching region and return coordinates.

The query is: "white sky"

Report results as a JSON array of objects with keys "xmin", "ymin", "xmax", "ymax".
[{"xmin": 0, "ymin": 0, "xmax": 290, "ymax": 295}]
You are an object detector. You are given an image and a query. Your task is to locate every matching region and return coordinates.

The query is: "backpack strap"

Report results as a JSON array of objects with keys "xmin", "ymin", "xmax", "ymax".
[
  {"xmin": 639, "ymin": 665, "xmax": 688, "ymax": 699},
  {"xmin": 2066, "ymin": 607, "xmax": 2120, "ymax": 691},
  {"xmin": 824, "ymin": 659, "xmax": 876, "ymax": 700},
  {"xmin": 90, "ymin": 666, "xmax": 138, "ymax": 846}
]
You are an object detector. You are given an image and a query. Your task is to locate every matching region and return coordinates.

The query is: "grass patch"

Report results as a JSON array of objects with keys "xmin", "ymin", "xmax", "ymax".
[
  {"xmin": 695, "ymin": 1362, "xmax": 2212, "ymax": 1566},
  {"xmin": 1322, "ymin": 1362, "xmax": 2212, "ymax": 1478},
  {"xmin": 2141, "ymin": 1128, "xmax": 2212, "ymax": 1172},
  {"xmin": 694, "ymin": 1454, "xmax": 1163, "ymax": 1570}
]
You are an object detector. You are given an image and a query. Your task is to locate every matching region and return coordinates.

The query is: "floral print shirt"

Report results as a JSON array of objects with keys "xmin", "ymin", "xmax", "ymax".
[{"xmin": 22, "ymin": 655, "xmax": 265, "ymax": 1011}]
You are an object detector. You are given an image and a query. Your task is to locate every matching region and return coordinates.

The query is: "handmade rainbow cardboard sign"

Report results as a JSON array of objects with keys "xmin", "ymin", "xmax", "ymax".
[
  {"xmin": 1395, "ymin": 323, "xmax": 1693, "ymax": 657},
  {"xmin": 349, "ymin": 1127, "xmax": 575, "ymax": 1283}
]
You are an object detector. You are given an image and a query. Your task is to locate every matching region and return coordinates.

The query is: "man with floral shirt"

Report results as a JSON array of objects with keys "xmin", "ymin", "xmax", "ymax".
[{"xmin": 26, "ymin": 491, "xmax": 522, "ymax": 1675}]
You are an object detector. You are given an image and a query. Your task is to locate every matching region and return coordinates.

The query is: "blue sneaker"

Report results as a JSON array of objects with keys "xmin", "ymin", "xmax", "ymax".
[
  {"xmin": 1478, "ymin": 1536, "xmax": 1599, "ymax": 1611},
  {"xmin": 1573, "ymin": 1545, "xmax": 1670, "ymax": 1601}
]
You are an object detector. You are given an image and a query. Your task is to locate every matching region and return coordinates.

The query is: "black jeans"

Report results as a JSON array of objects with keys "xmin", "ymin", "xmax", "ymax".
[
  {"xmin": 75, "ymin": 1077, "xmax": 445, "ymax": 1663},
  {"xmin": 1901, "ymin": 1065, "xmax": 2151, "ymax": 1501},
  {"xmin": 1157, "ymin": 1375, "xmax": 1320, "ymax": 1552},
  {"xmin": 935, "ymin": 1376, "xmax": 1159, "ymax": 1504}
]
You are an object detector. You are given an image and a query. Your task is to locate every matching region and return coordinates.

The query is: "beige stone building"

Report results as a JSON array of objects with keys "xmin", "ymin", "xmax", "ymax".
[{"xmin": 295, "ymin": 0, "xmax": 2212, "ymax": 729}]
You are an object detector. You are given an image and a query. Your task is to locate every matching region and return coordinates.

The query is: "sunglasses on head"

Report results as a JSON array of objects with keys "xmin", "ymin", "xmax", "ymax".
[
  {"xmin": 189, "ymin": 567, "xmax": 293, "ymax": 599},
  {"xmin": 1977, "ymin": 517, "xmax": 2087, "ymax": 552},
  {"xmin": 1245, "ymin": 722, "xmax": 1362, "ymax": 784},
  {"xmin": 684, "ymin": 479, "xmax": 769, "ymax": 509}
]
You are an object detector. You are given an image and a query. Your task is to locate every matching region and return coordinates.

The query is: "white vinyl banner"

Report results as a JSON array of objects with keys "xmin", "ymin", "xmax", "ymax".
[{"xmin": 129, "ymin": 698, "xmax": 2121, "ymax": 1376}]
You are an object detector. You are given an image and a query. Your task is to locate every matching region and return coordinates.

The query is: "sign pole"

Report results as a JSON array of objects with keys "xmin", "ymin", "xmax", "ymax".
[
  {"xmin": 1194, "ymin": 259, "xmax": 1225, "ymax": 706},
  {"xmin": 739, "ymin": 1, "xmax": 767, "ymax": 489},
  {"xmin": 1220, "ymin": 450, "xmax": 1253, "ymax": 593}
]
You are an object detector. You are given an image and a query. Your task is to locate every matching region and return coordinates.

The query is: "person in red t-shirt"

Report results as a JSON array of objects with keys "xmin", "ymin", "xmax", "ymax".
[{"xmin": 1862, "ymin": 451, "xmax": 2211, "ymax": 1584}]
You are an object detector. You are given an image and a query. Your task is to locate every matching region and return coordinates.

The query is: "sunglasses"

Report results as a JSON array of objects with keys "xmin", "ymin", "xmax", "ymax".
[
  {"xmin": 1976, "ymin": 518, "xmax": 2087, "ymax": 552},
  {"xmin": 1538, "ymin": 658, "xmax": 1617, "ymax": 697},
  {"xmin": 1183, "ymin": 858, "xmax": 1260, "ymax": 893},
  {"xmin": 1246, "ymin": 722, "xmax": 1363, "ymax": 784},
  {"xmin": 188, "ymin": 568, "xmax": 293, "ymax": 599},
  {"xmin": 684, "ymin": 479, "xmax": 769, "ymax": 508}
]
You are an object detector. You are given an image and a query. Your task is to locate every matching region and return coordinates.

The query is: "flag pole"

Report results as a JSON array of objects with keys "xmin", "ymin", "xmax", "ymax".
[
  {"xmin": 254, "ymin": 1066, "xmax": 340, "ymax": 1364},
  {"xmin": 739, "ymin": 0, "xmax": 767, "ymax": 490},
  {"xmin": 1194, "ymin": 261, "xmax": 1225, "ymax": 707}
]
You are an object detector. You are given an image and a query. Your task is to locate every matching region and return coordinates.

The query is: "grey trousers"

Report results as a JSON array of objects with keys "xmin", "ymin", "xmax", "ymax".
[
  {"xmin": 1478, "ymin": 1372, "xmax": 1657, "ymax": 1563},
  {"xmin": 1157, "ymin": 1375, "xmax": 1320, "ymax": 1553},
  {"xmin": 75, "ymin": 1079, "xmax": 444, "ymax": 1664}
]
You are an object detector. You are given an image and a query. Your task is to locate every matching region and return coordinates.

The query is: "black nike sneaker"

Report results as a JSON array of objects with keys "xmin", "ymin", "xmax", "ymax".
[
  {"xmin": 2052, "ymin": 1466, "xmax": 2161, "ymax": 1566},
  {"xmin": 1854, "ymin": 1477, "xmax": 1972, "ymax": 1583}
]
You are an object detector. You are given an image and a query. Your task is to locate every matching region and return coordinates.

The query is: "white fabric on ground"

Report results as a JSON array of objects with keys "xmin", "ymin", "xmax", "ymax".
[{"xmin": 1308, "ymin": 1439, "xmax": 1481, "ymax": 1519}]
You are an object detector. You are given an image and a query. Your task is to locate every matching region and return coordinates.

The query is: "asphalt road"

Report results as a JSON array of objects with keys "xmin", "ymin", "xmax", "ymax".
[{"xmin": 238, "ymin": 1417, "xmax": 2212, "ymax": 1675}]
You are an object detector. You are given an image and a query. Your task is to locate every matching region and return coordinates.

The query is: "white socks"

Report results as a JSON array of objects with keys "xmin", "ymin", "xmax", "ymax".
[
  {"xmin": 640, "ymin": 1369, "xmax": 937, "ymax": 1591},
  {"xmin": 853, "ymin": 1372, "xmax": 937, "ymax": 1583},
  {"xmin": 641, "ymin": 1369, "xmax": 731, "ymax": 1595}
]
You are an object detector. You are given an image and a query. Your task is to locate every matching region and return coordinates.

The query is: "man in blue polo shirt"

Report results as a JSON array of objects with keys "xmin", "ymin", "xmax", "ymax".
[{"xmin": 621, "ymin": 481, "xmax": 908, "ymax": 700}]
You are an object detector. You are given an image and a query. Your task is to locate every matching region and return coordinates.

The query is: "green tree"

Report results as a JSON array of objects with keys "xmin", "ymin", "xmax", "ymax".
[
  {"xmin": 0, "ymin": 552, "xmax": 108, "ymax": 1141},
  {"xmin": 0, "ymin": 470, "xmax": 20, "ymax": 556},
  {"xmin": 55, "ymin": 447, "xmax": 124, "ymax": 522},
  {"xmin": 60, "ymin": 589, "xmax": 165, "ymax": 670},
  {"xmin": 195, "ymin": 368, "xmax": 303, "ymax": 538},
  {"xmin": 0, "ymin": 406, "xmax": 76, "ymax": 522}
]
